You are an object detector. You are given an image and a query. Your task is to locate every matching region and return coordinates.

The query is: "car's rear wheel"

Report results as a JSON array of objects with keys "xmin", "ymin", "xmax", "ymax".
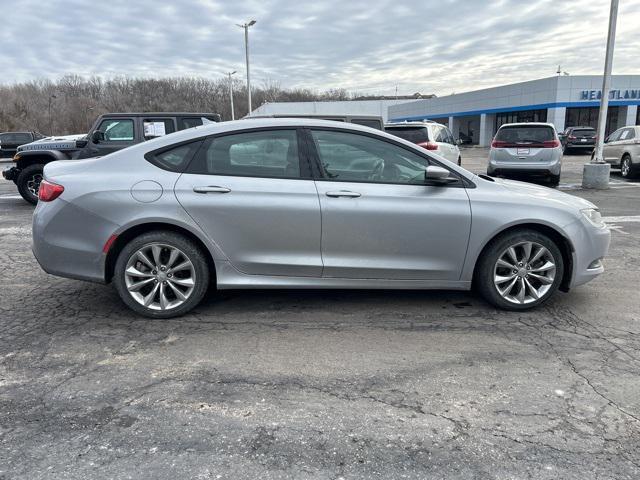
[
  {"xmin": 548, "ymin": 173, "xmax": 560, "ymax": 186},
  {"xmin": 457, "ymin": 156, "xmax": 462, "ymax": 166},
  {"xmin": 621, "ymin": 155, "xmax": 635, "ymax": 179},
  {"xmin": 113, "ymin": 231, "xmax": 210, "ymax": 318},
  {"xmin": 475, "ymin": 229, "xmax": 564, "ymax": 310},
  {"xmin": 16, "ymin": 164, "xmax": 44, "ymax": 205}
]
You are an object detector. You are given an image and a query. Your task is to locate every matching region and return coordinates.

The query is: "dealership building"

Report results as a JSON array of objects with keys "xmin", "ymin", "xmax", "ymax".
[{"xmin": 388, "ymin": 75, "xmax": 640, "ymax": 146}]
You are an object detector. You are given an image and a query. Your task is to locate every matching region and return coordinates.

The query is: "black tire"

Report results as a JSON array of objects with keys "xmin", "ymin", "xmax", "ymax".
[
  {"xmin": 16, "ymin": 164, "xmax": 44, "ymax": 205},
  {"xmin": 548, "ymin": 173, "xmax": 560, "ymax": 186},
  {"xmin": 113, "ymin": 231, "xmax": 210, "ymax": 318},
  {"xmin": 474, "ymin": 229, "xmax": 564, "ymax": 311},
  {"xmin": 620, "ymin": 155, "xmax": 636, "ymax": 179},
  {"xmin": 457, "ymin": 156, "xmax": 462, "ymax": 166}
]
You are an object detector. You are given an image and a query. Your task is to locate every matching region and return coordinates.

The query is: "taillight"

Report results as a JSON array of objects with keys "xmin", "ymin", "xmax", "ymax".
[
  {"xmin": 491, "ymin": 140, "xmax": 507, "ymax": 148},
  {"xmin": 543, "ymin": 139, "xmax": 561, "ymax": 148},
  {"xmin": 417, "ymin": 141, "xmax": 438, "ymax": 150},
  {"xmin": 38, "ymin": 180, "xmax": 64, "ymax": 202}
]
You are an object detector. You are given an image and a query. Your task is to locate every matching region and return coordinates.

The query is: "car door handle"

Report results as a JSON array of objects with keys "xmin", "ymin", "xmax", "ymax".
[
  {"xmin": 193, "ymin": 186, "xmax": 231, "ymax": 194},
  {"xmin": 325, "ymin": 190, "xmax": 361, "ymax": 198}
]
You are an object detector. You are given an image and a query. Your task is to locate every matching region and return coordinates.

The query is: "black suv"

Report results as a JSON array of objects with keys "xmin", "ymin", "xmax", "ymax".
[
  {"xmin": 3, "ymin": 112, "xmax": 220, "ymax": 204},
  {"xmin": 559, "ymin": 126, "xmax": 596, "ymax": 153},
  {"xmin": 0, "ymin": 131, "xmax": 44, "ymax": 157}
]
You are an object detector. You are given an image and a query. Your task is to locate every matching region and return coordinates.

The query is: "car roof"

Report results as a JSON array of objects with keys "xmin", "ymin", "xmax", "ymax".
[
  {"xmin": 384, "ymin": 121, "xmax": 437, "ymax": 128},
  {"xmin": 498, "ymin": 122, "xmax": 555, "ymax": 128},
  {"xmin": 102, "ymin": 112, "xmax": 220, "ymax": 117},
  {"xmin": 567, "ymin": 125, "xmax": 596, "ymax": 129}
]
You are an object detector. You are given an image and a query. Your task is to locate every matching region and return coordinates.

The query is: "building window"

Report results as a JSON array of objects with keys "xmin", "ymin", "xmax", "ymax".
[
  {"xmin": 495, "ymin": 109, "xmax": 547, "ymax": 130},
  {"xmin": 565, "ymin": 107, "xmax": 620, "ymax": 135}
]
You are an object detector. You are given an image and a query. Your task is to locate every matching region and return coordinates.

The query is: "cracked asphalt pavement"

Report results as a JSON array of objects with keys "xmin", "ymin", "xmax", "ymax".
[{"xmin": 0, "ymin": 151, "xmax": 639, "ymax": 479}]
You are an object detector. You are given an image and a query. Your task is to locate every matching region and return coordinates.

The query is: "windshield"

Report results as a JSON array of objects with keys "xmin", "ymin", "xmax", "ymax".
[
  {"xmin": 385, "ymin": 126, "xmax": 429, "ymax": 143},
  {"xmin": 0, "ymin": 133, "xmax": 32, "ymax": 144},
  {"xmin": 495, "ymin": 126, "xmax": 554, "ymax": 144}
]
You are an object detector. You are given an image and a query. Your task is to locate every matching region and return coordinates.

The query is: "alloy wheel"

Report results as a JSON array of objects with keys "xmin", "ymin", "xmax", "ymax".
[
  {"xmin": 124, "ymin": 243, "xmax": 196, "ymax": 311},
  {"xmin": 27, "ymin": 173, "xmax": 43, "ymax": 197},
  {"xmin": 621, "ymin": 158, "xmax": 631, "ymax": 177},
  {"xmin": 493, "ymin": 241, "xmax": 556, "ymax": 305}
]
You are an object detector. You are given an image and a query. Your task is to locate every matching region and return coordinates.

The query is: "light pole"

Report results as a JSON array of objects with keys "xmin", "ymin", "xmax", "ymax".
[
  {"xmin": 226, "ymin": 71, "xmax": 237, "ymax": 120},
  {"xmin": 583, "ymin": 0, "xmax": 618, "ymax": 189},
  {"xmin": 236, "ymin": 20, "xmax": 256, "ymax": 115},
  {"xmin": 48, "ymin": 94, "xmax": 57, "ymax": 135}
]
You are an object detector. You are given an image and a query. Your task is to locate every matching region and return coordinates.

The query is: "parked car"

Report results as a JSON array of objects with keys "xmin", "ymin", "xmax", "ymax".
[
  {"xmin": 2, "ymin": 112, "xmax": 221, "ymax": 204},
  {"xmin": 594, "ymin": 125, "xmax": 640, "ymax": 179},
  {"xmin": 0, "ymin": 131, "xmax": 44, "ymax": 157},
  {"xmin": 32, "ymin": 118, "xmax": 610, "ymax": 318},
  {"xmin": 249, "ymin": 114, "xmax": 384, "ymax": 130},
  {"xmin": 488, "ymin": 122, "xmax": 562, "ymax": 185},
  {"xmin": 384, "ymin": 121, "xmax": 462, "ymax": 165},
  {"xmin": 560, "ymin": 126, "xmax": 597, "ymax": 153}
]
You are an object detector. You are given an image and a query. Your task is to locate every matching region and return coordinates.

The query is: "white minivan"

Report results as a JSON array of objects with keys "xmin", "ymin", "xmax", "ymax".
[{"xmin": 385, "ymin": 121, "xmax": 462, "ymax": 165}]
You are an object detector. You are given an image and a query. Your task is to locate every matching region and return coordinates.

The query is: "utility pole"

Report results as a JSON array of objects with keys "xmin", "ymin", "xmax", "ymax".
[
  {"xmin": 583, "ymin": 0, "xmax": 618, "ymax": 189},
  {"xmin": 226, "ymin": 71, "xmax": 237, "ymax": 120},
  {"xmin": 236, "ymin": 20, "xmax": 256, "ymax": 115}
]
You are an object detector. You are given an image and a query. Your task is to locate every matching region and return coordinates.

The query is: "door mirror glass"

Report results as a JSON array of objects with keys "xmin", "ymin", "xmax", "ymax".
[
  {"xmin": 91, "ymin": 130, "xmax": 104, "ymax": 143},
  {"xmin": 425, "ymin": 165, "xmax": 450, "ymax": 180}
]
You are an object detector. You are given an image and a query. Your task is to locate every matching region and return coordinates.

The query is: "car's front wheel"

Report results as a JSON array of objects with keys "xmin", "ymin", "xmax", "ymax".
[
  {"xmin": 113, "ymin": 231, "xmax": 210, "ymax": 318},
  {"xmin": 621, "ymin": 155, "xmax": 635, "ymax": 179},
  {"xmin": 16, "ymin": 164, "xmax": 44, "ymax": 205},
  {"xmin": 475, "ymin": 229, "xmax": 564, "ymax": 310}
]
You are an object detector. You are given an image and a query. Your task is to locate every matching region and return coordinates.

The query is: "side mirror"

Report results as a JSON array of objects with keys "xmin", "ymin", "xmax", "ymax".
[
  {"xmin": 425, "ymin": 165, "xmax": 451, "ymax": 181},
  {"xmin": 91, "ymin": 130, "xmax": 105, "ymax": 143}
]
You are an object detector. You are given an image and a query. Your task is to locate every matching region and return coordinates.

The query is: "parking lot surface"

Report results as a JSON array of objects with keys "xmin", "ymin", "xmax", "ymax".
[{"xmin": 1, "ymin": 151, "xmax": 639, "ymax": 479}]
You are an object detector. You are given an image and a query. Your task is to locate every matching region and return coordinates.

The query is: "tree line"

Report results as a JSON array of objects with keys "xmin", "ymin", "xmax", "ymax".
[{"xmin": 0, "ymin": 75, "xmax": 353, "ymax": 135}]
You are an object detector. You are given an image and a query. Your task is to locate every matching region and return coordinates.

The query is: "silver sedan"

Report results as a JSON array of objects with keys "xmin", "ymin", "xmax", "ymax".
[{"xmin": 32, "ymin": 119, "xmax": 611, "ymax": 318}]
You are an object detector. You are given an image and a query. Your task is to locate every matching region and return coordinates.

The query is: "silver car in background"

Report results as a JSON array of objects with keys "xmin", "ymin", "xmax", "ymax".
[
  {"xmin": 32, "ymin": 119, "xmax": 609, "ymax": 318},
  {"xmin": 599, "ymin": 125, "xmax": 640, "ymax": 179},
  {"xmin": 488, "ymin": 122, "xmax": 563, "ymax": 185}
]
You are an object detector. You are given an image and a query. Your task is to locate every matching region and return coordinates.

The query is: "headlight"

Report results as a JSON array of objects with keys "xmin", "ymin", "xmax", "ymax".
[{"xmin": 581, "ymin": 208, "xmax": 605, "ymax": 228}]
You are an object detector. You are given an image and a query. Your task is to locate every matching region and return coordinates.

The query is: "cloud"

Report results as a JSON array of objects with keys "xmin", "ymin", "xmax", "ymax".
[{"xmin": 0, "ymin": 0, "xmax": 638, "ymax": 96}]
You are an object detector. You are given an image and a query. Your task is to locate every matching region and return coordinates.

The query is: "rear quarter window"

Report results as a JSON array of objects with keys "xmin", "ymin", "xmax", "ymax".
[{"xmin": 145, "ymin": 140, "xmax": 203, "ymax": 172}]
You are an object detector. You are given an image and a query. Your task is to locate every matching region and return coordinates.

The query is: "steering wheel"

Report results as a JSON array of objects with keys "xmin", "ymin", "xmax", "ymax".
[{"xmin": 369, "ymin": 159, "xmax": 385, "ymax": 181}]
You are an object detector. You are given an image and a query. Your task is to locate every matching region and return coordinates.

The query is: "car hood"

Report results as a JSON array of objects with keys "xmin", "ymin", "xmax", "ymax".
[
  {"xmin": 491, "ymin": 177, "xmax": 597, "ymax": 211},
  {"xmin": 18, "ymin": 134, "xmax": 87, "ymax": 151}
]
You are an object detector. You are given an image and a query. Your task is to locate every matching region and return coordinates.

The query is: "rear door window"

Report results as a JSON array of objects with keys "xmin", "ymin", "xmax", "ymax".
[
  {"xmin": 385, "ymin": 127, "xmax": 429, "ymax": 144},
  {"xmin": 143, "ymin": 118, "xmax": 176, "ymax": 140},
  {"xmin": 495, "ymin": 126, "xmax": 554, "ymax": 144},
  {"xmin": 178, "ymin": 117, "xmax": 219, "ymax": 130},
  {"xmin": 188, "ymin": 129, "xmax": 303, "ymax": 179}
]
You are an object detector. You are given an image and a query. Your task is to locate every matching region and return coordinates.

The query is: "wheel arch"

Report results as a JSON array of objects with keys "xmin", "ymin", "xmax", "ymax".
[
  {"xmin": 15, "ymin": 150, "xmax": 70, "ymax": 169},
  {"xmin": 471, "ymin": 222, "xmax": 574, "ymax": 292},
  {"xmin": 104, "ymin": 222, "xmax": 217, "ymax": 284}
]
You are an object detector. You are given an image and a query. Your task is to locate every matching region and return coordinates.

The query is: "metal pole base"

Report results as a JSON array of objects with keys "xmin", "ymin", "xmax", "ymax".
[{"xmin": 582, "ymin": 163, "xmax": 611, "ymax": 189}]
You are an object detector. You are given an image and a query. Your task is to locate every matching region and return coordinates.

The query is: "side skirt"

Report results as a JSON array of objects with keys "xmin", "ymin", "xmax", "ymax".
[{"xmin": 215, "ymin": 260, "xmax": 471, "ymax": 291}]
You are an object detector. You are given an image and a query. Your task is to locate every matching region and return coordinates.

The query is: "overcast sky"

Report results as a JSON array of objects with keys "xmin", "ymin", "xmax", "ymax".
[{"xmin": 1, "ymin": 0, "xmax": 639, "ymax": 96}]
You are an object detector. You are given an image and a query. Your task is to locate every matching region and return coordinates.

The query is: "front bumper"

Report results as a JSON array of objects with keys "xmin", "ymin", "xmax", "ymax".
[
  {"xmin": 565, "ymin": 220, "xmax": 611, "ymax": 289},
  {"xmin": 2, "ymin": 166, "xmax": 19, "ymax": 182}
]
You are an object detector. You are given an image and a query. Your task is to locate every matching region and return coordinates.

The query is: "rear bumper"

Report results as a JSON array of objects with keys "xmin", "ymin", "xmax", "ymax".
[
  {"xmin": 565, "ymin": 141, "xmax": 595, "ymax": 149},
  {"xmin": 32, "ymin": 198, "xmax": 116, "ymax": 284},
  {"xmin": 2, "ymin": 166, "xmax": 19, "ymax": 181},
  {"xmin": 488, "ymin": 161, "xmax": 561, "ymax": 177}
]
